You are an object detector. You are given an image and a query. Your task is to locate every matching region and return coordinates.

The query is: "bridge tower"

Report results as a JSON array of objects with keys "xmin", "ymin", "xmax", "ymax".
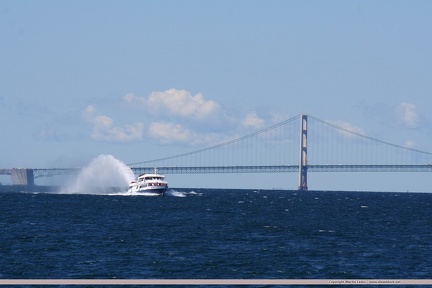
[
  {"xmin": 11, "ymin": 168, "xmax": 34, "ymax": 186},
  {"xmin": 298, "ymin": 114, "xmax": 308, "ymax": 191}
]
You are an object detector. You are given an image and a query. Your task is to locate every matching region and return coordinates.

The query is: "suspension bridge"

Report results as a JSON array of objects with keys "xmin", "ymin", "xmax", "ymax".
[{"xmin": 2, "ymin": 114, "xmax": 432, "ymax": 190}]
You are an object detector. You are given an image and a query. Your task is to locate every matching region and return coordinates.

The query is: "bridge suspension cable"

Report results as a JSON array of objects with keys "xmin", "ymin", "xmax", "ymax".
[
  {"xmin": 308, "ymin": 115, "xmax": 432, "ymax": 156},
  {"xmin": 127, "ymin": 115, "xmax": 301, "ymax": 167},
  {"xmin": 127, "ymin": 114, "xmax": 432, "ymax": 169},
  {"xmin": 307, "ymin": 115, "xmax": 432, "ymax": 167}
]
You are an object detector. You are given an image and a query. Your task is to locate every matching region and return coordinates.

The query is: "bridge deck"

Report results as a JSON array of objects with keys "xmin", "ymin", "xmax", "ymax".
[
  {"xmin": 129, "ymin": 165, "xmax": 432, "ymax": 175},
  {"xmin": 0, "ymin": 169, "xmax": 11, "ymax": 175},
  {"xmin": 2, "ymin": 165, "xmax": 432, "ymax": 179}
]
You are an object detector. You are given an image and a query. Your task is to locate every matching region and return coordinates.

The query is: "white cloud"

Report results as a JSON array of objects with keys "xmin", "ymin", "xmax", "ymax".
[
  {"xmin": 241, "ymin": 112, "xmax": 265, "ymax": 129},
  {"xmin": 83, "ymin": 105, "xmax": 144, "ymax": 142},
  {"xmin": 330, "ymin": 120, "xmax": 366, "ymax": 138},
  {"xmin": 148, "ymin": 122, "xmax": 192, "ymax": 144},
  {"xmin": 403, "ymin": 140, "xmax": 416, "ymax": 149},
  {"xmin": 270, "ymin": 111, "xmax": 291, "ymax": 124},
  {"xmin": 396, "ymin": 102, "xmax": 420, "ymax": 128},
  {"xmin": 124, "ymin": 89, "xmax": 221, "ymax": 121},
  {"xmin": 123, "ymin": 93, "xmax": 145, "ymax": 105},
  {"xmin": 34, "ymin": 128, "xmax": 56, "ymax": 141},
  {"xmin": 121, "ymin": 89, "xmax": 298, "ymax": 146},
  {"xmin": 148, "ymin": 121, "xmax": 237, "ymax": 146}
]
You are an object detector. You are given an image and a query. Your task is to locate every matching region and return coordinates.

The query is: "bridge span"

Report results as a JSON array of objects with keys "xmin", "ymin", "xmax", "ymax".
[
  {"xmin": 1, "ymin": 164, "xmax": 432, "ymax": 187},
  {"xmin": 129, "ymin": 165, "xmax": 432, "ymax": 175},
  {"xmin": 2, "ymin": 114, "xmax": 432, "ymax": 190}
]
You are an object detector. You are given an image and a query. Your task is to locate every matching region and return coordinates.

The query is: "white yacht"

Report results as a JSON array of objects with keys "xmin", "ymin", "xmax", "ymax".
[{"xmin": 127, "ymin": 168, "xmax": 168, "ymax": 196}]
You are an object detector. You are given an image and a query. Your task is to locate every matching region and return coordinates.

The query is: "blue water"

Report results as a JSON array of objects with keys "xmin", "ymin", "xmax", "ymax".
[{"xmin": 0, "ymin": 189, "xmax": 431, "ymax": 280}]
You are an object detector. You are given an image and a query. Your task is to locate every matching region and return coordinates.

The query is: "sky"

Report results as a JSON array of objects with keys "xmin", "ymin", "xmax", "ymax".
[{"xmin": 1, "ymin": 0, "xmax": 432, "ymax": 191}]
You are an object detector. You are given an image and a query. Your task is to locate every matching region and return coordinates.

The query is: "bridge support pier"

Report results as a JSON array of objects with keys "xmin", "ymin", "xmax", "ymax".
[
  {"xmin": 298, "ymin": 114, "xmax": 308, "ymax": 191},
  {"xmin": 11, "ymin": 169, "xmax": 34, "ymax": 186}
]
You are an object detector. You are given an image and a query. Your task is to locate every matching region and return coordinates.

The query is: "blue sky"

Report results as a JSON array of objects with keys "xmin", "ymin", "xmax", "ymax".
[{"xmin": 1, "ymin": 0, "xmax": 432, "ymax": 191}]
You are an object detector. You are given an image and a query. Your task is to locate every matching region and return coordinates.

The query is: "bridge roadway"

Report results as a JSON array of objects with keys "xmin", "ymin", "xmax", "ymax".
[{"xmin": 24, "ymin": 164, "xmax": 432, "ymax": 178}]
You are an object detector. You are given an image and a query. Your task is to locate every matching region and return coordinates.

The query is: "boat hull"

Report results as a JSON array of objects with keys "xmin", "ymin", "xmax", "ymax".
[{"xmin": 128, "ymin": 186, "xmax": 167, "ymax": 196}]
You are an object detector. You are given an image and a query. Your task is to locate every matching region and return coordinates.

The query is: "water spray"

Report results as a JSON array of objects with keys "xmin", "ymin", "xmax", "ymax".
[{"xmin": 61, "ymin": 155, "xmax": 135, "ymax": 194}]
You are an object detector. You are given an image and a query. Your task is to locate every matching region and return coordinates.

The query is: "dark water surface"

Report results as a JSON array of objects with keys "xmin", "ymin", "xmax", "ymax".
[{"xmin": 0, "ymin": 189, "xmax": 431, "ymax": 280}]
